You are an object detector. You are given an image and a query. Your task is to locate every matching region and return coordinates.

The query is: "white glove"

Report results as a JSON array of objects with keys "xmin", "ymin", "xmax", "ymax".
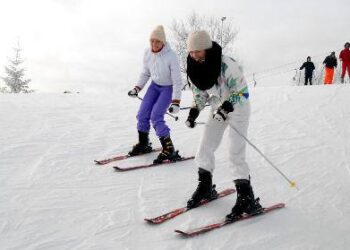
[
  {"xmin": 168, "ymin": 104, "xmax": 180, "ymax": 114},
  {"xmin": 213, "ymin": 101, "xmax": 234, "ymax": 122},
  {"xmin": 128, "ymin": 87, "xmax": 140, "ymax": 97},
  {"xmin": 168, "ymin": 100, "xmax": 180, "ymax": 114},
  {"xmin": 213, "ymin": 109, "xmax": 228, "ymax": 122}
]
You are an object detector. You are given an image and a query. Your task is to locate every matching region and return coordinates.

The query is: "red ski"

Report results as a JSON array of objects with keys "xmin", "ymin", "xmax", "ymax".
[
  {"xmin": 145, "ymin": 188, "xmax": 235, "ymax": 224},
  {"xmin": 113, "ymin": 156, "xmax": 194, "ymax": 172},
  {"xmin": 175, "ymin": 203, "xmax": 285, "ymax": 237},
  {"xmin": 94, "ymin": 148, "xmax": 162, "ymax": 165}
]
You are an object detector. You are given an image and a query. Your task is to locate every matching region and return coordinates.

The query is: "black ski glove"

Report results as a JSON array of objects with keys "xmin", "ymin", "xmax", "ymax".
[
  {"xmin": 213, "ymin": 101, "xmax": 234, "ymax": 122},
  {"xmin": 185, "ymin": 107, "xmax": 200, "ymax": 128}
]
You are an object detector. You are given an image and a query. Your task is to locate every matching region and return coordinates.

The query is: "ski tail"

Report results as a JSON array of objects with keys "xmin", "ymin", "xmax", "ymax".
[{"xmin": 94, "ymin": 147, "xmax": 162, "ymax": 165}]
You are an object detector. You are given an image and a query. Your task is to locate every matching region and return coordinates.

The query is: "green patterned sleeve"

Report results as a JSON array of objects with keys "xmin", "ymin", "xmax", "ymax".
[
  {"xmin": 191, "ymin": 85, "xmax": 209, "ymax": 111},
  {"xmin": 224, "ymin": 57, "xmax": 249, "ymax": 106}
]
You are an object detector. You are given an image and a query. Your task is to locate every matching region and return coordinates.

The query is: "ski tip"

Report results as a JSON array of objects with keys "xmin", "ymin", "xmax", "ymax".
[
  {"xmin": 94, "ymin": 160, "xmax": 101, "ymax": 165},
  {"xmin": 113, "ymin": 166, "xmax": 124, "ymax": 171},
  {"xmin": 275, "ymin": 203, "xmax": 286, "ymax": 208},
  {"xmin": 144, "ymin": 218, "xmax": 163, "ymax": 225},
  {"xmin": 144, "ymin": 218, "xmax": 159, "ymax": 224},
  {"xmin": 174, "ymin": 229, "xmax": 190, "ymax": 237}
]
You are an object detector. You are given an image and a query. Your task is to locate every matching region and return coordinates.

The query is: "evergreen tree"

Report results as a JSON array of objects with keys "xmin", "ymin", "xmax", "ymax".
[{"xmin": 1, "ymin": 41, "xmax": 32, "ymax": 93}]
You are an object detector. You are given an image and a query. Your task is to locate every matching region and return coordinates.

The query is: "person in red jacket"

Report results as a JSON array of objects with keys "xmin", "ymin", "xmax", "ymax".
[{"xmin": 339, "ymin": 42, "xmax": 350, "ymax": 83}]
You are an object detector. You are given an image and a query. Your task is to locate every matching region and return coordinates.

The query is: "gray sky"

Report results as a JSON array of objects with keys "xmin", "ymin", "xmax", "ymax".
[{"xmin": 0, "ymin": 0, "xmax": 349, "ymax": 93}]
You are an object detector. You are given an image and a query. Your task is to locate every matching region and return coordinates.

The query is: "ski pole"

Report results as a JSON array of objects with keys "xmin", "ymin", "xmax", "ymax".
[
  {"xmin": 253, "ymin": 73, "xmax": 257, "ymax": 87},
  {"xmin": 312, "ymin": 71, "xmax": 317, "ymax": 84},
  {"xmin": 180, "ymin": 104, "xmax": 210, "ymax": 110},
  {"xmin": 136, "ymin": 96, "xmax": 179, "ymax": 121},
  {"xmin": 194, "ymin": 122, "xmax": 205, "ymax": 125},
  {"xmin": 292, "ymin": 69, "xmax": 297, "ymax": 81},
  {"xmin": 319, "ymin": 66, "xmax": 324, "ymax": 85},
  {"xmin": 229, "ymin": 124, "xmax": 298, "ymax": 189}
]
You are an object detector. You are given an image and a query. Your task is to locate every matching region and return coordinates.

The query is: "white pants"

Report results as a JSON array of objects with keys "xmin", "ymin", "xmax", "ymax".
[{"xmin": 195, "ymin": 103, "xmax": 251, "ymax": 180}]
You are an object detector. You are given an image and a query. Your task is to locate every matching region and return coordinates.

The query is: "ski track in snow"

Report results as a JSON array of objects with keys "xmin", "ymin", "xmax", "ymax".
[{"xmin": 1, "ymin": 86, "xmax": 350, "ymax": 250}]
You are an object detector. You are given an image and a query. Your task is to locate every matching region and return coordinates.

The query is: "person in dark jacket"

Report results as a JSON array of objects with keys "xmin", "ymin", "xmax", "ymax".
[
  {"xmin": 299, "ymin": 56, "xmax": 315, "ymax": 85},
  {"xmin": 323, "ymin": 52, "xmax": 338, "ymax": 84}
]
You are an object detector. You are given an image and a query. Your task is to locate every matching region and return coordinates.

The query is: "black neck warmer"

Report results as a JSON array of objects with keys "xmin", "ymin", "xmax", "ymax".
[{"xmin": 186, "ymin": 41, "xmax": 222, "ymax": 91}]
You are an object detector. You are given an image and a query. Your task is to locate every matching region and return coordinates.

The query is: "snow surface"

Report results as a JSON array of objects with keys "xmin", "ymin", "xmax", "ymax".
[{"xmin": 1, "ymin": 84, "xmax": 350, "ymax": 250}]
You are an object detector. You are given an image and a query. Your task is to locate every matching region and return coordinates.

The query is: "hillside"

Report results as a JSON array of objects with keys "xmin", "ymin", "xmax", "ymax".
[{"xmin": 1, "ymin": 84, "xmax": 350, "ymax": 250}]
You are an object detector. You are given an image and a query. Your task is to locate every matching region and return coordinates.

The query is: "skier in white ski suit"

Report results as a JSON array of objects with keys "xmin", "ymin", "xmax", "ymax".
[
  {"xmin": 185, "ymin": 30, "xmax": 262, "ymax": 220},
  {"xmin": 190, "ymin": 55, "xmax": 250, "ymax": 179}
]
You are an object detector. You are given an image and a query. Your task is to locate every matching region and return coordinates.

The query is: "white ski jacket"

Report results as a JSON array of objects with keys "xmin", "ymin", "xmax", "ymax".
[
  {"xmin": 190, "ymin": 55, "xmax": 249, "ymax": 114},
  {"xmin": 190, "ymin": 55, "xmax": 251, "ymax": 179},
  {"xmin": 137, "ymin": 43, "xmax": 182, "ymax": 101}
]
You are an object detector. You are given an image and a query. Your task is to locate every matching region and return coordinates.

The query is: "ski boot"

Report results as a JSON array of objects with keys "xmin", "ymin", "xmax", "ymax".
[
  {"xmin": 128, "ymin": 131, "xmax": 153, "ymax": 156},
  {"xmin": 187, "ymin": 168, "xmax": 218, "ymax": 209},
  {"xmin": 153, "ymin": 136, "xmax": 182, "ymax": 164},
  {"xmin": 226, "ymin": 179, "xmax": 263, "ymax": 222}
]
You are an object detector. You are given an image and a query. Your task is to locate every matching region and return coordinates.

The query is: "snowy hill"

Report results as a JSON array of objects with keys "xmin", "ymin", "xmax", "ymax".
[{"xmin": 1, "ymin": 85, "xmax": 350, "ymax": 250}]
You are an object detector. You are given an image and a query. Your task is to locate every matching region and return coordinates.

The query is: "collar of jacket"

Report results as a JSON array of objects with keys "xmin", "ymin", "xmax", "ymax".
[
  {"xmin": 150, "ymin": 42, "xmax": 171, "ymax": 56},
  {"xmin": 186, "ymin": 41, "xmax": 222, "ymax": 91}
]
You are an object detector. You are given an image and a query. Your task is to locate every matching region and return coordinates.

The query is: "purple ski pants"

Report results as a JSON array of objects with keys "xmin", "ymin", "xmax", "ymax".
[{"xmin": 137, "ymin": 81, "xmax": 172, "ymax": 137}]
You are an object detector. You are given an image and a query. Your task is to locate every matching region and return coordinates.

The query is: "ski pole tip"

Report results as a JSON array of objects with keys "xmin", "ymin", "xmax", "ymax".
[{"xmin": 289, "ymin": 181, "xmax": 298, "ymax": 189}]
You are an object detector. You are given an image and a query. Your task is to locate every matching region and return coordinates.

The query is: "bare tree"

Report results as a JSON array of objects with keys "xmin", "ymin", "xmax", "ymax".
[
  {"xmin": 169, "ymin": 12, "xmax": 238, "ymax": 87},
  {"xmin": 1, "ymin": 41, "xmax": 33, "ymax": 93}
]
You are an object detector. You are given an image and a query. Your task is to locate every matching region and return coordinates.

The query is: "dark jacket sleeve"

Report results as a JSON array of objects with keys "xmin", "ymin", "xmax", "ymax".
[{"xmin": 300, "ymin": 63, "xmax": 305, "ymax": 70}]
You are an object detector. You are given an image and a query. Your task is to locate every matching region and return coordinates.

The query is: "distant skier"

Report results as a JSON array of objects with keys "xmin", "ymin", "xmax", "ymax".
[
  {"xmin": 127, "ymin": 25, "xmax": 183, "ymax": 163},
  {"xmin": 299, "ymin": 56, "xmax": 315, "ymax": 85},
  {"xmin": 185, "ymin": 30, "xmax": 262, "ymax": 221},
  {"xmin": 339, "ymin": 42, "xmax": 350, "ymax": 83},
  {"xmin": 323, "ymin": 52, "xmax": 338, "ymax": 84}
]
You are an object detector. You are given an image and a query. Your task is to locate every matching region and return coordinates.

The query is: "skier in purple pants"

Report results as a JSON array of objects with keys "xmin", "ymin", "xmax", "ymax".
[{"xmin": 127, "ymin": 25, "xmax": 183, "ymax": 163}]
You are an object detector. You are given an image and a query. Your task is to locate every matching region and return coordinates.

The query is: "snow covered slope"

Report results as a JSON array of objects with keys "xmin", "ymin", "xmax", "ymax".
[{"xmin": 1, "ymin": 85, "xmax": 350, "ymax": 250}]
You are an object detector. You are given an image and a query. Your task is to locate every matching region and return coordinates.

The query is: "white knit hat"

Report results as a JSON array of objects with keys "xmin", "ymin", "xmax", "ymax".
[
  {"xmin": 187, "ymin": 30, "xmax": 213, "ymax": 52},
  {"xmin": 150, "ymin": 25, "xmax": 166, "ymax": 43}
]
